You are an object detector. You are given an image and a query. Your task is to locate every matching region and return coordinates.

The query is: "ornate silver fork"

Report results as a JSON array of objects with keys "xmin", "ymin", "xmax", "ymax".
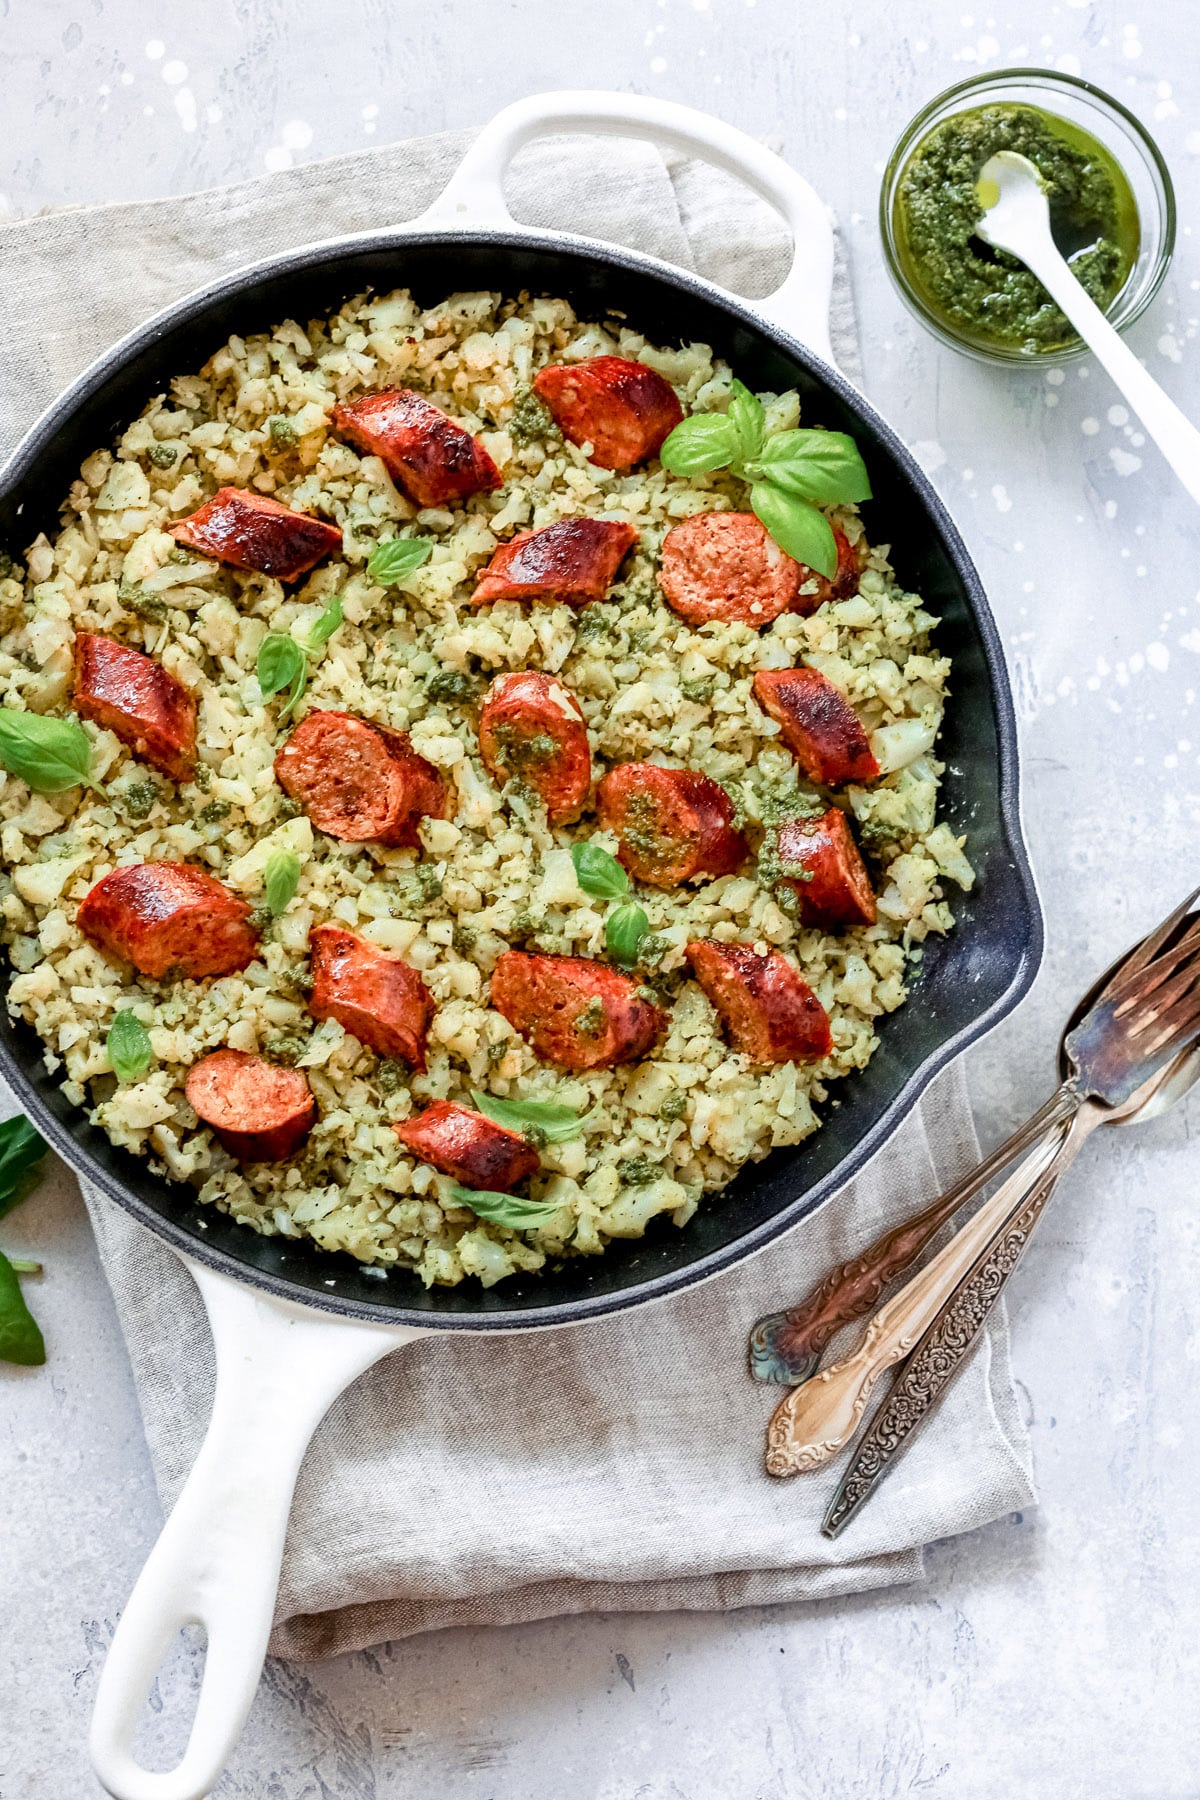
[
  {"xmin": 750, "ymin": 886, "xmax": 1200, "ymax": 1388},
  {"xmin": 759, "ymin": 886, "xmax": 1200, "ymax": 1523}
]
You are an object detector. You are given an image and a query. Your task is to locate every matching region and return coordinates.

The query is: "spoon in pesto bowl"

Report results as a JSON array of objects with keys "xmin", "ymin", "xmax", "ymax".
[{"xmin": 976, "ymin": 149, "xmax": 1200, "ymax": 506}]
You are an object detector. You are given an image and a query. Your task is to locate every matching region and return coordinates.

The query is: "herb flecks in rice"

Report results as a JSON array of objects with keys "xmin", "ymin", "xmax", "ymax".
[{"xmin": 0, "ymin": 286, "xmax": 971, "ymax": 1289}]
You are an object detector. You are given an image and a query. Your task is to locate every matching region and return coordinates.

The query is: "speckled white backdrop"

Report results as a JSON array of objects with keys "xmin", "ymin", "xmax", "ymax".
[{"xmin": 3, "ymin": 1, "xmax": 1200, "ymax": 1795}]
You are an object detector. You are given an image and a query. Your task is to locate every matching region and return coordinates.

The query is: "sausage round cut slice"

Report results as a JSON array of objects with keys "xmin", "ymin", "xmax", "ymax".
[
  {"xmin": 685, "ymin": 940, "xmax": 832, "ymax": 1064},
  {"xmin": 478, "ymin": 672, "xmax": 591, "ymax": 826},
  {"xmin": 73, "ymin": 633, "xmax": 197, "ymax": 782},
  {"xmin": 77, "ymin": 862, "xmax": 259, "ymax": 979},
  {"xmin": 186, "ymin": 1050, "xmax": 315, "ymax": 1162},
  {"xmin": 394, "ymin": 1101, "xmax": 539, "ymax": 1193},
  {"xmin": 275, "ymin": 711, "xmax": 449, "ymax": 848},
  {"xmin": 330, "ymin": 388, "xmax": 501, "ymax": 507},
  {"xmin": 752, "ymin": 668, "xmax": 880, "ymax": 788},
  {"xmin": 532, "ymin": 357, "xmax": 683, "ymax": 470},
  {"xmin": 775, "ymin": 808, "xmax": 877, "ymax": 929},
  {"xmin": 472, "ymin": 517, "xmax": 637, "ymax": 608},
  {"xmin": 790, "ymin": 526, "xmax": 864, "ymax": 616},
  {"xmin": 169, "ymin": 488, "xmax": 343, "ymax": 582},
  {"xmin": 308, "ymin": 923, "xmax": 435, "ymax": 1067},
  {"xmin": 658, "ymin": 512, "xmax": 801, "ymax": 629},
  {"xmin": 596, "ymin": 763, "xmax": 748, "ymax": 888},
  {"xmin": 490, "ymin": 951, "xmax": 663, "ymax": 1072}
]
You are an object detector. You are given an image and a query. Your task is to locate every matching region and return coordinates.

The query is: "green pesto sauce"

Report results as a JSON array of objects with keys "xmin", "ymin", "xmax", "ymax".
[{"xmin": 894, "ymin": 102, "xmax": 1140, "ymax": 353}]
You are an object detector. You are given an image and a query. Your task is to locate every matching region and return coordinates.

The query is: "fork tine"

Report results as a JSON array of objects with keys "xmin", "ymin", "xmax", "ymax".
[
  {"xmin": 1108, "ymin": 909, "xmax": 1200, "ymax": 1013},
  {"xmin": 1099, "ymin": 884, "xmax": 1200, "ymax": 1004},
  {"xmin": 1121, "ymin": 957, "xmax": 1200, "ymax": 1037},
  {"xmin": 1131, "ymin": 983, "xmax": 1200, "ymax": 1059}
]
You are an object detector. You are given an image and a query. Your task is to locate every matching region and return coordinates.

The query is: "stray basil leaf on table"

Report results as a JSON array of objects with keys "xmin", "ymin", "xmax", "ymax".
[{"xmin": 0, "ymin": 1250, "xmax": 45, "ymax": 1366}]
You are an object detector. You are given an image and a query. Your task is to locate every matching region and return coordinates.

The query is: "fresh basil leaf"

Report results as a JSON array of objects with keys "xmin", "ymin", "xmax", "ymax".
[
  {"xmin": 0, "ymin": 1249, "xmax": 45, "ymax": 1366},
  {"xmin": 469, "ymin": 1089, "xmax": 598, "ymax": 1144},
  {"xmin": 257, "ymin": 633, "xmax": 306, "ymax": 702},
  {"xmin": 605, "ymin": 901, "xmax": 650, "ymax": 967},
  {"xmin": 264, "ymin": 848, "xmax": 302, "ymax": 916},
  {"xmin": 367, "ymin": 537, "xmax": 433, "ymax": 587},
  {"xmin": 107, "ymin": 1011, "xmax": 152, "ymax": 1084},
  {"xmin": 658, "ymin": 414, "xmax": 740, "ymax": 478},
  {"xmin": 301, "ymin": 594, "xmax": 343, "ymax": 651},
  {"xmin": 0, "ymin": 1116, "xmax": 49, "ymax": 1223},
  {"xmin": 750, "ymin": 482, "xmax": 838, "ymax": 579},
  {"xmin": 571, "ymin": 842, "xmax": 629, "ymax": 900},
  {"xmin": 728, "ymin": 379, "xmax": 766, "ymax": 466},
  {"xmin": 0, "ymin": 711, "xmax": 99, "ymax": 795},
  {"xmin": 757, "ymin": 429, "xmax": 872, "ymax": 504},
  {"xmin": 446, "ymin": 1182, "xmax": 563, "ymax": 1230}
]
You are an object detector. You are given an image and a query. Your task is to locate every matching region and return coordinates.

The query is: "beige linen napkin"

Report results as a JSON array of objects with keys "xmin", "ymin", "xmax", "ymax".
[{"xmin": 0, "ymin": 126, "xmax": 1033, "ymax": 1659}]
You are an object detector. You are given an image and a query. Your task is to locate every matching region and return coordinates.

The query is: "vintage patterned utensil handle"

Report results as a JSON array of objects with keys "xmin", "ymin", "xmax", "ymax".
[
  {"xmin": 819, "ymin": 1152, "xmax": 1066, "ymax": 1538},
  {"xmin": 748, "ymin": 1085, "xmax": 1078, "ymax": 1386}
]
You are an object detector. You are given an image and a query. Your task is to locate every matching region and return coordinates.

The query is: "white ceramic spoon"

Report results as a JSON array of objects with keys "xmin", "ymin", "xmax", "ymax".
[{"xmin": 976, "ymin": 150, "xmax": 1200, "ymax": 505}]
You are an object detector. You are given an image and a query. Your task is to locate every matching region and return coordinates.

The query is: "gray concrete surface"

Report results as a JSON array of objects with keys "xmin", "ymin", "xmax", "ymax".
[{"xmin": 3, "ymin": 0, "xmax": 1200, "ymax": 1794}]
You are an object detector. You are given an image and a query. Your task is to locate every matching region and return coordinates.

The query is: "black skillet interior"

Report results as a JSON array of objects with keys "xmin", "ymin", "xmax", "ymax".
[{"xmin": 0, "ymin": 232, "xmax": 1043, "ymax": 1328}]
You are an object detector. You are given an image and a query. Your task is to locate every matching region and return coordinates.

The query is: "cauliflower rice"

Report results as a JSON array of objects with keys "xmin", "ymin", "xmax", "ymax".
[{"xmin": 0, "ymin": 287, "xmax": 972, "ymax": 1289}]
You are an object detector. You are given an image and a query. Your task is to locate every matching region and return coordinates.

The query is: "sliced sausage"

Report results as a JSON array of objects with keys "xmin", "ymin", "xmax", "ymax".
[
  {"xmin": 394, "ymin": 1100, "xmax": 539, "ymax": 1193},
  {"xmin": 478, "ymin": 671, "xmax": 591, "ymax": 826},
  {"xmin": 685, "ymin": 940, "xmax": 832, "ymax": 1064},
  {"xmin": 490, "ymin": 951, "xmax": 662, "ymax": 1072},
  {"xmin": 308, "ymin": 923, "xmax": 434, "ymax": 1067},
  {"xmin": 77, "ymin": 862, "xmax": 259, "ymax": 979},
  {"xmin": 186, "ymin": 1050, "xmax": 315, "ymax": 1161},
  {"xmin": 169, "ymin": 488, "xmax": 342, "ymax": 581},
  {"xmin": 73, "ymin": 633, "xmax": 196, "ymax": 782},
  {"xmin": 752, "ymin": 667, "xmax": 880, "ymax": 787},
  {"xmin": 790, "ymin": 526, "xmax": 864, "ymax": 616},
  {"xmin": 774, "ymin": 808, "xmax": 877, "ymax": 928},
  {"xmin": 596, "ymin": 763, "xmax": 748, "ymax": 888},
  {"xmin": 330, "ymin": 388, "xmax": 501, "ymax": 507},
  {"xmin": 532, "ymin": 357, "xmax": 682, "ymax": 470},
  {"xmin": 658, "ymin": 512, "xmax": 801, "ymax": 629},
  {"xmin": 472, "ymin": 517, "xmax": 637, "ymax": 608},
  {"xmin": 275, "ymin": 711, "xmax": 449, "ymax": 848}
]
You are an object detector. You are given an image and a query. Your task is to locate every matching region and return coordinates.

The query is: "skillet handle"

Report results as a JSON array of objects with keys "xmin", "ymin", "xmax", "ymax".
[
  {"xmin": 420, "ymin": 90, "xmax": 836, "ymax": 365},
  {"xmin": 89, "ymin": 1258, "xmax": 418, "ymax": 1800}
]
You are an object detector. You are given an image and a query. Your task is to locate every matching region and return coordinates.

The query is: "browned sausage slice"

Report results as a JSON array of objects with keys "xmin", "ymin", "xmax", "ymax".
[
  {"xmin": 275, "ymin": 711, "xmax": 449, "ymax": 848},
  {"xmin": 490, "ymin": 951, "xmax": 662, "ymax": 1071},
  {"xmin": 308, "ymin": 923, "xmax": 434, "ymax": 1067},
  {"xmin": 472, "ymin": 517, "xmax": 637, "ymax": 607},
  {"xmin": 169, "ymin": 488, "xmax": 343, "ymax": 581},
  {"xmin": 532, "ymin": 357, "xmax": 682, "ymax": 470},
  {"xmin": 686, "ymin": 940, "xmax": 832, "ymax": 1063},
  {"xmin": 477, "ymin": 671, "xmax": 591, "ymax": 826},
  {"xmin": 394, "ymin": 1100, "xmax": 539, "ymax": 1193},
  {"xmin": 77, "ymin": 862, "xmax": 259, "ymax": 979},
  {"xmin": 658, "ymin": 512, "xmax": 801, "ymax": 629},
  {"xmin": 596, "ymin": 763, "xmax": 748, "ymax": 888},
  {"xmin": 73, "ymin": 633, "xmax": 197, "ymax": 782},
  {"xmin": 330, "ymin": 388, "xmax": 501, "ymax": 507},
  {"xmin": 790, "ymin": 526, "xmax": 864, "ymax": 616},
  {"xmin": 186, "ymin": 1049, "xmax": 315, "ymax": 1161},
  {"xmin": 774, "ymin": 808, "xmax": 877, "ymax": 928},
  {"xmin": 752, "ymin": 668, "xmax": 880, "ymax": 787}
]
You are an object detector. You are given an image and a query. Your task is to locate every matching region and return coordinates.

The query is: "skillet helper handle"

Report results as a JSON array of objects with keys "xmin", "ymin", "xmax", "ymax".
[
  {"xmin": 748, "ymin": 1084, "xmax": 1080, "ymax": 1384},
  {"xmin": 420, "ymin": 90, "xmax": 837, "ymax": 364},
  {"xmin": 89, "ymin": 1260, "xmax": 417, "ymax": 1800}
]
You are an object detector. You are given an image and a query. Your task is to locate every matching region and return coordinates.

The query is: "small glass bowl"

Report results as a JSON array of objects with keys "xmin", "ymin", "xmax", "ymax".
[{"xmin": 880, "ymin": 68, "xmax": 1176, "ymax": 366}]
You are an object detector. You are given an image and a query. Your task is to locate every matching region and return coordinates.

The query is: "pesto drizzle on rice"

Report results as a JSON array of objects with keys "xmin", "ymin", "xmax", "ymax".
[{"xmin": 0, "ymin": 287, "xmax": 972, "ymax": 1289}]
